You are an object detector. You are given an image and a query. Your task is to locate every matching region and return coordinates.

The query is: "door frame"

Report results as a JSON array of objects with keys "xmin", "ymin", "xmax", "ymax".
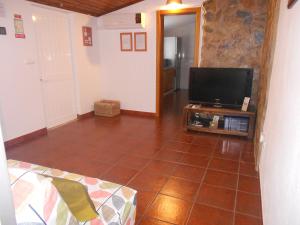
[{"xmin": 156, "ymin": 7, "xmax": 201, "ymax": 116}]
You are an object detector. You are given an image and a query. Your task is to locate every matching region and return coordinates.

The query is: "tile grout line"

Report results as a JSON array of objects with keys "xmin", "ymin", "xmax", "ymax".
[
  {"xmin": 234, "ymin": 211, "xmax": 263, "ymax": 220},
  {"xmin": 158, "ymin": 141, "xmax": 258, "ymax": 177},
  {"xmin": 97, "ymin": 153, "xmax": 130, "ymax": 178},
  {"xmin": 232, "ymin": 147, "xmax": 242, "ymax": 225},
  {"xmin": 135, "ymin": 137, "xmax": 214, "ymax": 224},
  {"xmin": 124, "ymin": 154, "xmax": 160, "ymax": 224},
  {"xmin": 133, "ymin": 142, "xmax": 255, "ymax": 177},
  {"xmin": 187, "ymin": 201, "xmax": 262, "ymax": 219},
  {"xmin": 104, "ymin": 135, "xmax": 174, "ymax": 179},
  {"xmin": 136, "ymin": 147, "xmax": 186, "ymax": 224},
  {"xmin": 195, "ymin": 182, "xmax": 261, "ymax": 196},
  {"xmin": 137, "ymin": 138, "xmax": 250, "ymax": 222},
  {"xmin": 123, "ymin": 141, "xmax": 177, "ymax": 224},
  {"xmin": 125, "ymin": 155, "xmax": 159, "ymax": 187},
  {"xmin": 184, "ymin": 136, "xmax": 220, "ymax": 225}
]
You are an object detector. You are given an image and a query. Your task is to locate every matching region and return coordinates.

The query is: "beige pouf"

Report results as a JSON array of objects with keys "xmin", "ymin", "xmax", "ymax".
[{"xmin": 94, "ymin": 100, "xmax": 120, "ymax": 117}]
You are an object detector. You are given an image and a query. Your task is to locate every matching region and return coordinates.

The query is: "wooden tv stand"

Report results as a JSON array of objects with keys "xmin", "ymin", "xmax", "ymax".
[{"xmin": 183, "ymin": 105, "xmax": 256, "ymax": 139}]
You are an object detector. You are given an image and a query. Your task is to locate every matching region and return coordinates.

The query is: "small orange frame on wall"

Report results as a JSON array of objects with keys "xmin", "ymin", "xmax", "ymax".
[
  {"xmin": 82, "ymin": 26, "xmax": 92, "ymax": 46},
  {"xmin": 134, "ymin": 32, "xmax": 147, "ymax": 52},
  {"xmin": 120, "ymin": 32, "xmax": 133, "ymax": 51}
]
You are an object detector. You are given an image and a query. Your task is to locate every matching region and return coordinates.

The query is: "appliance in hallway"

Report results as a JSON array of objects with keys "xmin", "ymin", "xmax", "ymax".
[
  {"xmin": 164, "ymin": 36, "xmax": 182, "ymax": 92},
  {"xmin": 163, "ymin": 14, "xmax": 196, "ymax": 97}
]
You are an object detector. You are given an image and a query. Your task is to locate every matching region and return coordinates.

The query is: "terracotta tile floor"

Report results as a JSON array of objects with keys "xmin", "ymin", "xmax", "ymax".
[{"xmin": 6, "ymin": 91, "xmax": 263, "ymax": 225}]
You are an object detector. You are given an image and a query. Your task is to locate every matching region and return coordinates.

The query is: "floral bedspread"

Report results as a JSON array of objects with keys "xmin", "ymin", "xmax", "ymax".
[{"xmin": 8, "ymin": 160, "xmax": 137, "ymax": 225}]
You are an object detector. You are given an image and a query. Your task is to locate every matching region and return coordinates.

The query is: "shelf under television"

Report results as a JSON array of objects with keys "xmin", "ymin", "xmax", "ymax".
[
  {"xmin": 183, "ymin": 105, "xmax": 256, "ymax": 139},
  {"xmin": 187, "ymin": 125, "xmax": 249, "ymax": 137}
]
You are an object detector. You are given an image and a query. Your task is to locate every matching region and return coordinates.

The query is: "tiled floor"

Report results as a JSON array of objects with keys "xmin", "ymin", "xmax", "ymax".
[{"xmin": 6, "ymin": 91, "xmax": 262, "ymax": 225}]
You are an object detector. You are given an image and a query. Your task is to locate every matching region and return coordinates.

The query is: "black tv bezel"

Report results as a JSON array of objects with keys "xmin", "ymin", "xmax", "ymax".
[{"xmin": 188, "ymin": 67, "xmax": 254, "ymax": 109}]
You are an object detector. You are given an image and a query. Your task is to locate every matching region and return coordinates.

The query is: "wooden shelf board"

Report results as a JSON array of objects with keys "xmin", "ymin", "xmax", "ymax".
[
  {"xmin": 185, "ymin": 106, "xmax": 256, "ymax": 117},
  {"xmin": 183, "ymin": 105, "xmax": 256, "ymax": 139},
  {"xmin": 187, "ymin": 125, "xmax": 249, "ymax": 137}
]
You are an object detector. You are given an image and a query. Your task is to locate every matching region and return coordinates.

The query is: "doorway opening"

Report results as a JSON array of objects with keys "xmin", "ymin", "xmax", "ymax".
[{"xmin": 156, "ymin": 8, "xmax": 201, "ymax": 117}]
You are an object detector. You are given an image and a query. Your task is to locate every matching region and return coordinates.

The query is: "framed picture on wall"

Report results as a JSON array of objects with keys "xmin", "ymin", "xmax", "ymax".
[
  {"xmin": 134, "ymin": 32, "xmax": 147, "ymax": 51},
  {"xmin": 14, "ymin": 14, "xmax": 26, "ymax": 39},
  {"xmin": 82, "ymin": 26, "xmax": 92, "ymax": 46},
  {"xmin": 120, "ymin": 33, "xmax": 133, "ymax": 51},
  {"xmin": 288, "ymin": 0, "xmax": 298, "ymax": 8}
]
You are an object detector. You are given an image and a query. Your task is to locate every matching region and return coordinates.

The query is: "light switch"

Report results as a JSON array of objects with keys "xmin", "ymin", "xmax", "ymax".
[{"xmin": 24, "ymin": 59, "xmax": 36, "ymax": 65}]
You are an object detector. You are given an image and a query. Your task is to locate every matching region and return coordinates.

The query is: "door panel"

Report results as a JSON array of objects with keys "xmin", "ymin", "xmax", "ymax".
[{"xmin": 33, "ymin": 7, "xmax": 76, "ymax": 128}]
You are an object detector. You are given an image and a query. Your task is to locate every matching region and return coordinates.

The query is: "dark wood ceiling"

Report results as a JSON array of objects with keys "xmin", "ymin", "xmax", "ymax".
[{"xmin": 27, "ymin": 0, "xmax": 144, "ymax": 17}]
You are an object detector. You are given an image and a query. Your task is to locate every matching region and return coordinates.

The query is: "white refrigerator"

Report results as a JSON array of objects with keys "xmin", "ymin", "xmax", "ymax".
[{"xmin": 164, "ymin": 37, "xmax": 182, "ymax": 90}]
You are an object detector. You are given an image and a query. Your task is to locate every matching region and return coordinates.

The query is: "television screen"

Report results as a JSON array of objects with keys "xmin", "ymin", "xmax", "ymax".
[{"xmin": 189, "ymin": 68, "xmax": 253, "ymax": 108}]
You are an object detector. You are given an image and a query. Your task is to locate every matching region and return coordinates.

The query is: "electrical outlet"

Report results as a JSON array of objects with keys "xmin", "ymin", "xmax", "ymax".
[
  {"xmin": 24, "ymin": 59, "xmax": 36, "ymax": 65},
  {"xmin": 262, "ymin": 141, "xmax": 267, "ymax": 152},
  {"xmin": 259, "ymin": 133, "xmax": 267, "ymax": 153},
  {"xmin": 0, "ymin": 27, "xmax": 6, "ymax": 35}
]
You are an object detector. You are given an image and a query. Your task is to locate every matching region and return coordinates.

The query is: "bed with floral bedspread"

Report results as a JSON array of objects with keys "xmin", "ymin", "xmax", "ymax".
[{"xmin": 8, "ymin": 159, "xmax": 137, "ymax": 225}]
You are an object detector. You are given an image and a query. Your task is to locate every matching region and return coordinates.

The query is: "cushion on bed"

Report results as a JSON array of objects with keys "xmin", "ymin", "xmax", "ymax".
[
  {"xmin": 50, "ymin": 176, "xmax": 98, "ymax": 221},
  {"xmin": 9, "ymin": 168, "xmax": 77, "ymax": 225}
]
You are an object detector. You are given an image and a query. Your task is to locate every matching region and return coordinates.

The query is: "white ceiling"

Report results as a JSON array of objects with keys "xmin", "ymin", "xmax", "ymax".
[{"xmin": 164, "ymin": 14, "xmax": 196, "ymax": 30}]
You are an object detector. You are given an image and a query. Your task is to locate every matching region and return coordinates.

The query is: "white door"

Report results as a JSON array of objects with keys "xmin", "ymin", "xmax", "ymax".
[{"xmin": 32, "ymin": 7, "xmax": 77, "ymax": 128}]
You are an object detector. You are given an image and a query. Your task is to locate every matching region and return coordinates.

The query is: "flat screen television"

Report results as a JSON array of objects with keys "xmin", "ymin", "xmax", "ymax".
[{"xmin": 189, "ymin": 68, "xmax": 253, "ymax": 108}]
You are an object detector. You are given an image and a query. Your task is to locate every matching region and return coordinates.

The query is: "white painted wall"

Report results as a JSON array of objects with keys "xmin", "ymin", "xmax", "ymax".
[
  {"xmin": 0, "ymin": 122, "xmax": 16, "ymax": 224},
  {"xmin": 0, "ymin": 0, "xmax": 46, "ymax": 142},
  {"xmin": 165, "ymin": 21, "xmax": 195, "ymax": 89},
  {"xmin": 70, "ymin": 14, "xmax": 101, "ymax": 115},
  {"xmin": 98, "ymin": 0, "xmax": 203, "ymax": 113},
  {"xmin": 0, "ymin": 0, "xmax": 100, "ymax": 141},
  {"xmin": 259, "ymin": 1, "xmax": 300, "ymax": 225}
]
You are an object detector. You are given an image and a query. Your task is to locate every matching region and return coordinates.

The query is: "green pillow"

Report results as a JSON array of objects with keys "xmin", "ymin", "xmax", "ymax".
[{"xmin": 50, "ymin": 177, "xmax": 98, "ymax": 222}]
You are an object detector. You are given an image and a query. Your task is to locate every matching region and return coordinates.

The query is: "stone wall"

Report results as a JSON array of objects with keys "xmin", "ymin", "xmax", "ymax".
[{"xmin": 200, "ymin": 0, "xmax": 268, "ymax": 104}]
